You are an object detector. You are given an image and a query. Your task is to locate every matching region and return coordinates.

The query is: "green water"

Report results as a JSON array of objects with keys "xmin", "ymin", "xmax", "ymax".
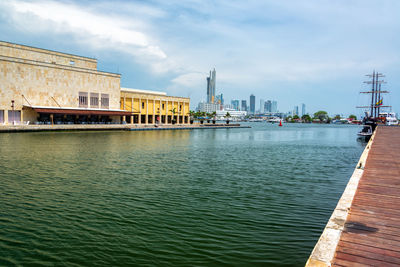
[{"xmin": 0, "ymin": 123, "xmax": 364, "ymax": 266}]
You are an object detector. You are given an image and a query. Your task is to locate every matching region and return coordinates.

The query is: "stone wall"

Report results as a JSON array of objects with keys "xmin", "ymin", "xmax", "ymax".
[{"xmin": 0, "ymin": 41, "xmax": 97, "ymax": 69}]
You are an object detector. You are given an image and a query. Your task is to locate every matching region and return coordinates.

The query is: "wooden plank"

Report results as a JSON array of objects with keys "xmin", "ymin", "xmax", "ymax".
[
  {"xmin": 331, "ymin": 127, "xmax": 400, "ymax": 266},
  {"xmin": 335, "ymin": 251, "xmax": 398, "ymax": 266}
]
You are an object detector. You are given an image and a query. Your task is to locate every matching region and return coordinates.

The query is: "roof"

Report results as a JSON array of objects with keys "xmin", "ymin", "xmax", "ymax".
[
  {"xmin": 121, "ymin": 87, "xmax": 167, "ymax": 96},
  {"xmin": 26, "ymin": 106, "xmax": 131, "ymax": 116}
]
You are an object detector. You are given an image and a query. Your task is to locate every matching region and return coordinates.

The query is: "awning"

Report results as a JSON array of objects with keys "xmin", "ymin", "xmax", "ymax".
[{"xmin": 28, "ymin": 107, "xmax": 132, "ymax": 116}]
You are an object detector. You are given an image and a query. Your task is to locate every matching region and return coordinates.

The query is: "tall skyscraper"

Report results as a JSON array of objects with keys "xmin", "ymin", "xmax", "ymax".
[
  {"xmin": 250, "ymin": 94, "xmax": 255, "ymax": 114},
  {"xmin": 215, "ymin": 93, "xmax": 224, "ymax": 105},
  {"xmin": 294, "ymin": 106, "xmax": 299, "ymax": 116},
  {"xmin": 271, "ymin": 101, "xmax": 278, "ymax": 113},
  {"xmin": 206, "ymin": 68, "xmax": 216, "ymax": 104},
  {"xmin": 241, "ymin": 100, "xmax": 247, "ymax": 111},
  {"xmin": 231, "ymin": 100, "xmax": 240, "ymax": 110},
  {"xmin": 265, "ymin": 100, "xmax": 272, "ymax": 112},
  {"xmin": 259, "ymin": 99, "xmax": 264, "ymax": 113},
  {"xmin": 301, "ymin": 103, "xmax": 306, "ymax": 116}
]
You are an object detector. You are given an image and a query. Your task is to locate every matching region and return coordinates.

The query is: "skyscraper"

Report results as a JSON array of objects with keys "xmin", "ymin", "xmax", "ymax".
[
  {"xmin": 271, "ymin": 101, "xmax": 278, "ymax": 113},
  {"xmin": 206, "ymin": 68, "xmax": 216, "ymax": 104},
  {"xmin": 294, "ymin": 106, "xmax": 299, "ymax": 116},
  {"xmin": 241, "ymin": 100, "xmax": 247, "ymax": 111},
  {"xmin": 265, "ymin": 100, "xmax": 272, "ymax": 112},
  {"xmin": 259, "ymin": 99, "xmax": 264, "ymax": 113},
  {"xmin": 250, "ymin": 94, "xmax": 255, "ymax": 114},
  {"xmin": 231, "ymin": 100, "xmax": 240, "ymax": 110},
  {"xmin": 301, "ymin": 103, "xmax": 306, "ymax": 116}
]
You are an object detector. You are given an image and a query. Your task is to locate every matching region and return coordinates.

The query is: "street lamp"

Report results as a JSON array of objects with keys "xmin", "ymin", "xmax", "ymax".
[{"xmin": 11, "ymin": 100, "xmax": 15, "ymax": 125}]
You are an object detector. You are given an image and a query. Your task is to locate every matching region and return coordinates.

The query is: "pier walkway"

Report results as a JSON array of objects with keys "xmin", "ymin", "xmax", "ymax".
[{"xmin": 307, "ymin": 126, "xmax": 400, "ymax": 266}]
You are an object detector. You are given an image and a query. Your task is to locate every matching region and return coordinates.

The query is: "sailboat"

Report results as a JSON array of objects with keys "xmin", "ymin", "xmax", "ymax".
[{"xmin": 356, "ymin": 71, "xmax": 392, "ymax": 139}]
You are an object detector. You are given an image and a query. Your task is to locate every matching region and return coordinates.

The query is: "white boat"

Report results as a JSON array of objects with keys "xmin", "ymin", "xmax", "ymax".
[
  {"xmin": 357, "ymin": 125, "xmax": 373, "ymax": 139},
  {"xmin": 380, "ymin": 112, "xmax": 399, "ymax": 126}
]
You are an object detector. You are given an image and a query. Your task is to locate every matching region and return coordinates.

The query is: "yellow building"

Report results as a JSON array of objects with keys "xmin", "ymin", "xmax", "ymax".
[
  {"xmin": 120, "ymin": 88, "xmax": 190, "ymax": 125},
  {"xmin": 0, "ymin": 41, "xmax": 190, "ymax": 125}
]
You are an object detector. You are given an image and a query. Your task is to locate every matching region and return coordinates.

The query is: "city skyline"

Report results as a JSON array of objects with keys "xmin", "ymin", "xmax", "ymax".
[{"xmin": 1, "ymin": 1, "xmax": 399, "ymax": 116}]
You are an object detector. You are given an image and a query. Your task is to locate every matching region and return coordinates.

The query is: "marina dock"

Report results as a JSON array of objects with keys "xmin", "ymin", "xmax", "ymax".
[
  {"xmin": 307, "ymin": 126, "xmax": 400, "ymax": 266},
  {"xmin": 0, "ymin": 123, "xmax": 249, "ymax": 133}
]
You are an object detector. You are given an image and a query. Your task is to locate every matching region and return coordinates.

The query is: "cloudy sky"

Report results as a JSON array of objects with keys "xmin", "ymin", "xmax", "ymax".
[{"xmin": 1, "ymin": 0, "xmax": 399, "ymax": 116}]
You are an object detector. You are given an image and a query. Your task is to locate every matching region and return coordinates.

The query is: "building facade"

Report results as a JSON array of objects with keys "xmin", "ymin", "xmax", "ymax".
[
  {"xmin": 231, "ymin": 100, "xmax": 239, "ymax": 110},
  {"xmin": 120, "ymin": 88, "xmax": 190, "ymax": 124},
  {"xmin": 250, "ymin": 94, "xmax": 255, "ymax": 115},
  {"xmin": 206, "ymin": 68, "xmax": 216, "ymax": 104},
  {"xmin": 241, "ymin": 100, "xmax": 247, "ymax": 111},
  {"xmin": 0, "ymin": 41, "xmax": 189, "ymax": 125}
]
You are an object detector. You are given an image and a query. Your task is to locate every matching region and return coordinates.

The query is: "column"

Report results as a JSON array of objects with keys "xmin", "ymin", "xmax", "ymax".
[
  {"xmin": 138, "ymin": 98, "xmax": 141, "ymax": 125},
  {"xmin": 166, "ymin": 100, "xmax": 169, "ymax": 124},
  {"xmin": 4, "ymin": 109, "xmax": 8, "ymax": 125},
  {"xmin": 122, "ymin": 115, "xmax": 126, "ymax": 124},
  {"xmin": 145, "ymin": 99, "xmax": 148, "ymax": 124},
  {"xmin": 153, "ymin": 99, "xmax": 155, "ymax": 125},
  {"xmin": 160, "ymin": 99, "xmax": 162, "ymax": 125},
  {"xmin": 130, "ymin": 116, "xmax": 133, "ymax": 125}
]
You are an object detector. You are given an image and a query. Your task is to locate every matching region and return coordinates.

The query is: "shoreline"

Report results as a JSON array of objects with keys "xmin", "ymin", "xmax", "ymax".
[{"xmin": 0, "ymin": 123, "xmax": 250, "ymax": 133}]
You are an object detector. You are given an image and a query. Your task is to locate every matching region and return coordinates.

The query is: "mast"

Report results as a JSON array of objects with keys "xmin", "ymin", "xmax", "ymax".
[{"xmin": 357, "ymin": 71, "xmax": 389, "ymax": 118}]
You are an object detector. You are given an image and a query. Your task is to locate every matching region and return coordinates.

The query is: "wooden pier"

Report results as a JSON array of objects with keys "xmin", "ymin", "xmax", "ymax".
[{"xmin": 307, "ymin": 126, "xmax": 400, "ymax": 266}]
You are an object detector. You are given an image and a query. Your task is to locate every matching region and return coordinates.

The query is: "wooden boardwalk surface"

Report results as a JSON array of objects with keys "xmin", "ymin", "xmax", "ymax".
[{"xmin": 332, "ymin": 126, "xmax": 400, "ymax": 266}]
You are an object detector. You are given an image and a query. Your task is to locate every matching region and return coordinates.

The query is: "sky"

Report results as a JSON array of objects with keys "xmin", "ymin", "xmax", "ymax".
[{"xmin": 1, "ymin": 0, "xmax": 399, "ymax": 117}]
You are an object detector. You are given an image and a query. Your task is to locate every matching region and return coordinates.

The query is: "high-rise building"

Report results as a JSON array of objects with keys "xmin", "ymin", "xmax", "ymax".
[
  {"xmin": 265, "ymin": 100, "xmax": 272, "ymax": 113},
  {"xmin": 259, "ymin": 99, "xmax": 264, "ymax": 113},
  {"xmin": 250, "ymin": 94, "xmax": 255, "ymax": 114},
  {"xmin": 294, "ymin": 106, "xmax": 299, "ymax": 116},
  {"xmin": 301, "ymin": 103, "xmax": 306, "ymax": 116},
  {"xmin": 215, "ymin": 93, "xmax": 224, "ymax": 105},
  {"xmin": 271, "ymin": 101, "xmax": 278, "ymax": 113},
  {"xmin": 206, "ymin": 68, "xmax": 216, "ymax": 104},
  {"xmin": 241, "ymin": 100, "xmax": 247, "ymax": 111},
  {"xmin": 231, "ymin": 100, "xmax": 240, "ymax": 110}
]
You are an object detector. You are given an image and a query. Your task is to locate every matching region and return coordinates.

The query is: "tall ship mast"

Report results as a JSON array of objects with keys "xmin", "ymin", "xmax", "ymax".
[{"xmin": 356, "ymin": 70, "xmax": 391, "ymax": 118}]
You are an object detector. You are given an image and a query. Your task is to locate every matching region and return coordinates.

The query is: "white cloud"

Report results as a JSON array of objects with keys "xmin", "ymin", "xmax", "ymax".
[{"xmin": 5, "ymin": 0, "xmax": 168, "ymax": 65}]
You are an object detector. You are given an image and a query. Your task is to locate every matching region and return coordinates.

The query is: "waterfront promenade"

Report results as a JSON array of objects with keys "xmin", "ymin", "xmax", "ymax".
[
  {"xmin": 0, "ymin": 123, "xmax": 249, "ymax": 133},
  {"xmin": 307, "ymin": 126, "xmax": 400, "ymax": 266}
]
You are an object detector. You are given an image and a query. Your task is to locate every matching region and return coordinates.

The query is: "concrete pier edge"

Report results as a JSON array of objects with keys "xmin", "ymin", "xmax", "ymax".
[
  {"xmin": 305, "ymin": 131, "xmax": 376, "ymax": 267},
  {"xmin": 0, "ymin": 124, "xmax": 250, "ymax": 133}
]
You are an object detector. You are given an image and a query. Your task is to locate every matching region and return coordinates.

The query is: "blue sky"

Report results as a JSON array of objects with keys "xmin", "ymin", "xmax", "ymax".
[{"xmin": 1, "ymin": 0, "xmax": 399, "ymax": 116}]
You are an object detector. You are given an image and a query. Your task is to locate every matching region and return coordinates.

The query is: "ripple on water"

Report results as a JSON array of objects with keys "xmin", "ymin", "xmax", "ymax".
[{"xmin": 0, "ymin": 124, "xmax": 364, "ymax": 266}]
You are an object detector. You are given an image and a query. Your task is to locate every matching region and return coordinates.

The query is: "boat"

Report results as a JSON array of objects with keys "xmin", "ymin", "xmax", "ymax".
[{"xmin": 379, "ymin": 112, "xmax": 399, "ymax": 126}]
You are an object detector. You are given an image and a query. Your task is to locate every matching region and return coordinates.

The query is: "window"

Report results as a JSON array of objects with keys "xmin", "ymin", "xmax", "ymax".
[
  {"xmin": 90, "ymin": 93, "xmax": 99, "ymax": 108},
  {"xmin": 162, "ymin": 104, "xmax": 165, "ymax": 110},
  {"xmin": 0, "ymin": 110, "xmax": 3, "ymax": 123},
  {"xmin": 101, "ymin": 94, "xmax": 109, "ymax": 109},
  {"xmin": 8, "ymin": 110, "xmax": 21, "ymax": 124},
  {"xmin": 69, "ymin": 60, "xmax": 75, "ymax": 66},
  {"xmin": 142, "ymin": 102, "xmax": 145, "ymax": 109},
  {"xmin": 79, "ymin": 92, "xmax": 88, "ymax": 108},
  {"xmin": 179, "ymin": 105, "xmax": 182, "ymax": 111}
]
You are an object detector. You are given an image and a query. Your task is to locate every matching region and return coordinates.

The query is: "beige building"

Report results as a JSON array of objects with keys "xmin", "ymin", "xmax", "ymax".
[{"xmin": 0, "ymin": 41, "xmax": 190, "ymax": 125}]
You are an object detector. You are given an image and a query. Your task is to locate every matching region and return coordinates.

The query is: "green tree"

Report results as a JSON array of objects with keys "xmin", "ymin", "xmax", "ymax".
[
  {"xmin": 313, "ymin": 111, "xmax": 329, "ymax": 122},
  {"xmin": 293, "ymin": 115, "xmax": 300, "ymax": 120},
  {"xmin": 224, "ymin": 112, "xmax": 231, "ymax": 124},
  {"xmin": 349, "ymin": 114, "xmax": 357, "ymax": 120},
  {"xmin": 301, "ymin": 114, "xmax": 312, "ymax": 123},
  {"xmin": 285, "ymin": 116, "xmax": 292, "ymax": 122},
  {"xmin": 189, "ymin": 110, "xmax": 196, "ymax": 124}
]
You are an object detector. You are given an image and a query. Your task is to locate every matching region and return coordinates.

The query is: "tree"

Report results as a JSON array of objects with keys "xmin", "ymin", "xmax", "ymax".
[
  {"xmin": 313, "ymin": 111, "xmax": 329, "ymax": 122},
  {"xmin": 224, "ymin": 112, "xmax": 231, "ymax": 124},
  {"xmin": 301, "ymin": 114, "xmax": 312, "ymax": 123},
  {"xmin": 211, "ymin": 111, "xmax": 217, "ymax": 124},
  {"xmin": 189, "ymin": 110, "xmax": 195, "ymax": 124},
  {"xmin": 293, "ymin": 115, "xmax": 300, "ymax": 120},
  {"xmin": 349, "ymin": 114, "xmax": 357, "ymax": 120},
  {"xmin": 170, "ymin": 108, "xmax": 177, "ymax": 124},
  {"xmin": 285, "ymin": 116, "xmax": 292, "ymax": 122}
]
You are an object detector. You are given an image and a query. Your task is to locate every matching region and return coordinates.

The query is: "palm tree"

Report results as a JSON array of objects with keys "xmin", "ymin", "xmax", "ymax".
[
  {"xmin": 170, "ymin": 108, "xmax": 177, "ymax": 124},
  {"xmin": 211, "ymin": 111, "xmax": 217, "ymax": 124},
  {"xmin": 189, "ymin": 110, "xmax": 195, "ymax": 124},
  {"xmin": 224, "ymin": 112, "xmax": 231, "ymax": 124}
]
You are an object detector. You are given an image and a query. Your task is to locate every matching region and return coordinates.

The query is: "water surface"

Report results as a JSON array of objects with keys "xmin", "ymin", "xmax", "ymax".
[{"xmin": 0, "ymin": 123, "xmax": 364, "ymax": 266}]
